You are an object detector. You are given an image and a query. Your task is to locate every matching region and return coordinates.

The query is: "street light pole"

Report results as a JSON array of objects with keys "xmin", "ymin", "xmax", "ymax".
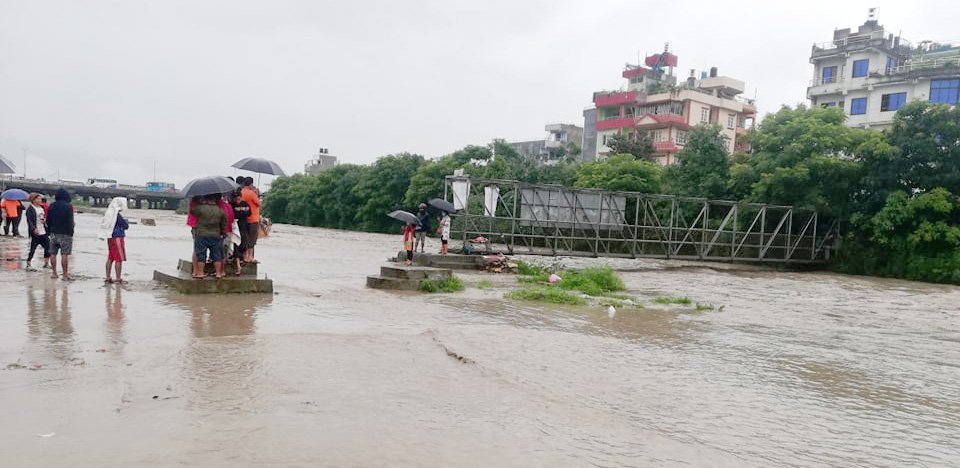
[
  {"xmin": 23, "ymin": 148, "xmax": 27, "ymax": 178},
  {"xmin": 153, "ymin": 160, "xmax": 157, "ymax": 182}
]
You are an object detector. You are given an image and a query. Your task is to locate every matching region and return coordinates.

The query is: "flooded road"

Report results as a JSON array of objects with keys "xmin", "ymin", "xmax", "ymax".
[{"xmin": 1, "ymin": 209, "xmax": 958, "ymax": 467}]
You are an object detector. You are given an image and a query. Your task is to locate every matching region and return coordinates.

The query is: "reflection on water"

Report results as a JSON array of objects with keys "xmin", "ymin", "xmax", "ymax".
[
  {"xmin": 25, "ymin": 284, "xmax": 74, "ymax": 362},
  {"xmin": 105, "ymin": 286, "xmax": 126, "ymax": 347},
  {"xmin": 2, "ymin": 239, "xmax": 22, "ymax": 270}
]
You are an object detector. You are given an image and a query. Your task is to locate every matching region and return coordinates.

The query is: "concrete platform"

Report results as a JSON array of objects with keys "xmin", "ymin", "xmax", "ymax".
[
  {"xmin": 394, "ymin": 251, "xmax": 481, "ymax": 270},
  {"xmin": 177, "ymin": 259, "xmax": 258, "ymax": 276},
  {"xmin": 367, "ymin": 264, "xmax": 454, "ymax": 291},
  {"xmin": 154, "ymin": 270, "xmax": 274, "ymax": 294}
]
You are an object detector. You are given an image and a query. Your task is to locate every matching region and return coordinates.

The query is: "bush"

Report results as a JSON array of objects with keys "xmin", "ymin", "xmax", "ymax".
[
  {"xmin": 559, "ymin": 266, "xmax": 625, "ymax": 296},
  {"xmin": 506, "ymin": 287, "xmax": 587, "ymax": 305},
  {"xmin": 419, "ymin": 276, "xmax": 465, "ymax": 293}
]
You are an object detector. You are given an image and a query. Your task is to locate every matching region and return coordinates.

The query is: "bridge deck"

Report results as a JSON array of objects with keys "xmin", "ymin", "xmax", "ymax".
[
  {"xmin": 1, "ymin": 178, "xmax": 180, "ymax": 209},
  {"xmin": 444, "ymin": 176, "xmax": 838, "ymax": 265}
]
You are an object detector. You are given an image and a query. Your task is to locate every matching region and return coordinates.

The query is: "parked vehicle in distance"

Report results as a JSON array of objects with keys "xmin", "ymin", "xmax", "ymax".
[
  {"xmin": 87, "ymin": 178, "xmax": 119, "ymax": 189},
  {"xmin": 146, "ymin": 181, "xmax": 177, "ymax": 193}
]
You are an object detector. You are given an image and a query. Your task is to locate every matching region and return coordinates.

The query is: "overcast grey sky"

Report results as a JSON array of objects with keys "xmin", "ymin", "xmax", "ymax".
[{"xmin": 1, "ymin": 0, "xmax": 957, "ymax": 188}]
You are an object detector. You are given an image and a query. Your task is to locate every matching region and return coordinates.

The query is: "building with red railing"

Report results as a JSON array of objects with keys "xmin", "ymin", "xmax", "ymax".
[{"xmin": 584, "ymin": 45, "xmax": 757, "ymax": 165}]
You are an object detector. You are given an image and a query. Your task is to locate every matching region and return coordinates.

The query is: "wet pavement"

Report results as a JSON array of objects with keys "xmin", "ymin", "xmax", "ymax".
[{"xmin": 1, "ymin": 209, "xmax": 958, "ymax": 467}]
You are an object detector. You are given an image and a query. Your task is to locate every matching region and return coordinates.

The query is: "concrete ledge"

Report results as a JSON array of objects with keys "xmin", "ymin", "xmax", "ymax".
[
  {"xmin": 177, "ymin": 259, "xmax": 258, "ymax": 276},
  {"xmin": 366, "ymin": 275, "xmax": 421, "ymax": 291},
  {"xmin": 380, "ymin": 265, "xmax": 452, "ymax": 281},
  {"xmin": 394, "ymin": 251, "xmax": 481, "ymax": 270},
  {"xmin": 153, "ymin": 270, "xmax": 273, "ymax": 294}
]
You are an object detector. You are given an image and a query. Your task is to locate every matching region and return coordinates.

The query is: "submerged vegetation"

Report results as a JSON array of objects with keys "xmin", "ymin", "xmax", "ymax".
[
  {"xmin": 418, "ymin": 276, "xmax": 465, "ymax": 293},
  {"xmin": 507, "ymin": 287, "xmax": 588, "ymax": 305},
  {"xmin": 653, "ymin": 297, "xmax": 692, "ymax": 305}
]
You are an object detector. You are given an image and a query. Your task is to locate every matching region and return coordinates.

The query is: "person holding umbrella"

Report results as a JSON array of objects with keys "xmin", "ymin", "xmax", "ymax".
[
  {"xmin": 428, "ymin": 198, "xmax": 455, "ymax": 256},
  {"xmin": 180, "ymin": 176, "xmax": 239, "ymax": 278},
  {"xmin": 415, "ymin": 203, "xmax": 431, "ymax": 253}
]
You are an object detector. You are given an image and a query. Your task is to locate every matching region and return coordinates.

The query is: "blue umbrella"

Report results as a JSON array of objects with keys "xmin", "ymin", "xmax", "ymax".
[
  {"xmin": 180, "ymin": 176, "xmax": 239, "ymax": 198},
  {"xmin": 1, "ymin": 188, "xmax": 29, "ymax": 200}
]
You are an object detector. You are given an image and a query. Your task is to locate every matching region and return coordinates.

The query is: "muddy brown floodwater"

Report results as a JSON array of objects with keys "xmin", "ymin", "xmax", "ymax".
[{"xmin": 1, "ymin": 209, "xmax": 958, "ymax": 467}]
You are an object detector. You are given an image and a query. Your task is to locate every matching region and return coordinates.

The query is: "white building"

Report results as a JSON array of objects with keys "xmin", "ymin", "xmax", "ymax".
[
  {"xmin": 304, "ymin": 148, "xmax": 338, "ymax": 175},
  {"xmin": 807, "ymin": 15, "xmax": 960, "ymax": 130}
]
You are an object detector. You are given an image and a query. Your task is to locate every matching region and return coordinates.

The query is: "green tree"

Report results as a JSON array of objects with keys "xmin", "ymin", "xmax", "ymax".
[
  {"xmin": 729, "ymin": 105, "xmax": 881, "ymax": 216},
  {"xmin": 574, "ymin": 154, "xmax": 662, "ymax": 193},
  {"xmin": 351, "ymin": 153, "xmax": 425, "ymax": 231},
  {"xmin": 606, "ymin": 132, "xmax": 655, "ymax": 161},
  {"xmin": 862, "ymin": 101, "xmax": 960, "ymax": 207},
  {"xmin": 842, "ymin": 188, "xmax": 960, "ymax": 283},
  {"xmin": 664, "ymin": 124, "xmax": 730, "ymax": 199}
]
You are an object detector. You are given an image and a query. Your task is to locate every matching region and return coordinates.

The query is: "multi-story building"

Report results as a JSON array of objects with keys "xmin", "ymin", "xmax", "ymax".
[
  {"xmin": 304, "ymin": 147, "xmax": 337, "ymax": 175},
  {"xmin": 807, "ymin": 15, "xmax": 960, "ymax": 130},
  {"xmin": 508, "ymin": 123, "xmax": 584, "ymax": 164},
  {"xmin": 585, "ymin": 47, "xmax": 757, "ymax": 164}
]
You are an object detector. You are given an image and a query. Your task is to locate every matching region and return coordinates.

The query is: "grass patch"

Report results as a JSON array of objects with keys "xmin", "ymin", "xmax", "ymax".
[
  {"xmin": 653, "ymin": 296, "xmax": 691, "ymax": 305},
  {"xmin": 475, "ymin": 279, "xmax": 494, "ymax": 289},
  {"xmin": 695, "ymin": 303, "xmax": 714, "ymax": 311},
  {"xmin": 559, "ymin": 267, "xmax": 625, "ymax": 296},
  {"xmin": 516, "ymin": 261, "xmax": 547, "ymax": 276},
  {"xmin": 419, "ymin": 276, "xmax": 465, "ymax": 293},
  {"xmin": 506, "ymin": 287, "xmax": 587, "ymax": 305}
]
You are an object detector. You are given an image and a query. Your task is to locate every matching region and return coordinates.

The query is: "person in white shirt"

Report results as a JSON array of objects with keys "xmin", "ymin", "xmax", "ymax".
[
  {"xmin": 25, "ymin": 193, "xmax": 50, "ymax": 269},
  {"xmin": 437, "ymin": 211, "xmax": 451, "ymax": 256}
]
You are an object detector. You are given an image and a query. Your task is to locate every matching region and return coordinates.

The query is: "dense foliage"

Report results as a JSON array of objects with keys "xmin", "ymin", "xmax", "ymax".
[{"xmin": 266, "ymin": 101, "xmax": 960, "ymax": 284}]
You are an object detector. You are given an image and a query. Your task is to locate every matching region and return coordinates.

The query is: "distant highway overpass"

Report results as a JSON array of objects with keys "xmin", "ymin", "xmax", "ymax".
[{"xmin": 0, "ymin": 178, "xmax": 180, "ymax": 210}]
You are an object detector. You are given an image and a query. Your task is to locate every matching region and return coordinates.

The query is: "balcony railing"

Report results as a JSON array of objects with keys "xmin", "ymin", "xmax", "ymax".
[
  {"xmin": 594, "ymin": 91, "xmax": 637, "ymax": 107},
  {"xmin": 889, "ymin": 57, "xmax": 960, "ymax": 74},
  {"xmin": 809, "ymin": 76, "xmax": 846, "ymax": 87}
]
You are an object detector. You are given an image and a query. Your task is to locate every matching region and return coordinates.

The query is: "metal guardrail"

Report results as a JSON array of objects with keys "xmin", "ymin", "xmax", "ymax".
[{"xmin": 444, "ymin": 176, "xmax": 839, "ymax": 264}]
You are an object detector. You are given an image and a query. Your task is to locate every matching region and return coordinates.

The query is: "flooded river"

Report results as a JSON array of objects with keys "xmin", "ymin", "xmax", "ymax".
[{"xmin": 1, "ymin": 209, "xmax": 958, "ymax": 467}]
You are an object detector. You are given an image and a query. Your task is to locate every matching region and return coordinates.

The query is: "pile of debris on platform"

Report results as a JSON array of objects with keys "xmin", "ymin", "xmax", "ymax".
[{"xmin": 479, "ymin": 254, "xmax": 518, "ymax": 273}]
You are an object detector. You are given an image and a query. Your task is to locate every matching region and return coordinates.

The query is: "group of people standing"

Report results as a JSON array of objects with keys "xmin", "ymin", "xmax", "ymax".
[
  {"xmin": 16, "ymin": 189, "xmax": 81, "ymax": 280},
  {"xmin": 186, "ymin": 176, "xmax": 261, "ymax": 279},
  {"xmin": 401, "ymin": 203, "xmax": 450, "ymax": 265}
]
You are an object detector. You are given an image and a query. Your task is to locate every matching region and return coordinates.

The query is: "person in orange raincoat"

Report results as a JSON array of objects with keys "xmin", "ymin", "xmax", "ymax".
[{"xmin": 1, "ymin": 198, "xmax": 23, "ymax": 237}]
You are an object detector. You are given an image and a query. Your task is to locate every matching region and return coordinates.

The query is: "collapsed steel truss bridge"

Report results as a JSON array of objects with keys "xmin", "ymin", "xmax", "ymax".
[{"xmin": 443, "ymin": 176, "xmax": 839, "ymax": 264}]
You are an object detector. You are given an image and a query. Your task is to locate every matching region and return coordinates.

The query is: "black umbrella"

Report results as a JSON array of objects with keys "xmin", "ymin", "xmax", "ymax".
[
  {"xmin": 181, "ymin": 176, "xmax": 239, "ymax": 198},
  {"xmin": 0, "ymin": 154, "xmax": 15, "ymax": 174},
  {"xmin": 428, "ymin": 198, "xmax": 455, "ymax": 213},
  {"xmin": 231, "ymin": 157, "xmax": 286, "ymax": 176},
  {"xmin": 387, "ymin": 210, "xmax": 419, "ymax": 225}
]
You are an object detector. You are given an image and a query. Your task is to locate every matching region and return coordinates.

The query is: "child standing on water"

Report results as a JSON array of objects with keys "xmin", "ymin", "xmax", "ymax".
[
  {"xmin": 191, "ymin": 194, "xmax": 227, "ymax": 279},
  {"xmin": 402, "ymin": 221, "xmax": 416, "ymax": 265}
]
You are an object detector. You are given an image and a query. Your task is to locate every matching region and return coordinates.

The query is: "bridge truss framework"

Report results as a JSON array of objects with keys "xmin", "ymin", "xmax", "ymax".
[{"xmin": 444, "ymin": 176, "xmax": 839, "ymax": 264}]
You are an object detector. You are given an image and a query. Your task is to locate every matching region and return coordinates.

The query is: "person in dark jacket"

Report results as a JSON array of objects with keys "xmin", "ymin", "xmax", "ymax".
[
  {"xmin": 415, "ymin": 203, "xmax": 431, "ymax": 253},
  {"xmin": 46, "ymin": 188, "xmax": 75, "ymax": 280},
  {"xmin": 25, "ymin": 193, "xmax": 51, "ymax": 269}
]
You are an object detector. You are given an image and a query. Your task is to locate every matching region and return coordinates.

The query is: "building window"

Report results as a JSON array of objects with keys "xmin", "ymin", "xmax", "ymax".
[
  {"xmin": 700, "ymin": 108, "xmax": 709, "ymax": 123},
  {"xmin": 726, "ymin": 114, "xmax": 735, "ymax": 129},
  {"xmin": 821, "ymin": 102, "xmax": 837, "ymax": 107},
  {"xmin": 930, "ymin": 79, "xmax": 960, "ymax": 105},
  {"xmin": 850, "ymin": 97, "xmax": 867, "ymax": 115},
  {"xmin": 885, "ymin": 57, "xmax": 897, "ymax": 74},
  {"xmin": 852, "ymin": 59, "xmax": 869, "ymax": 78},
  {"xmin": 676, "ymin": 130, "xmax": 689, "ymax": 145},
  {"xmin": 838, "ymin": 100, "xmax": 844, "ymax": 110},
  {"xmin": 821, "ymin": 66, "xmax": 837, "ymax": 84},
  {"xmin": 880, "ymin": 92, "xmax": 907, "ymax": 112},
  {"xmin": 649, "ymin": 130, "xmax": 664, "ymax": 142}
]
